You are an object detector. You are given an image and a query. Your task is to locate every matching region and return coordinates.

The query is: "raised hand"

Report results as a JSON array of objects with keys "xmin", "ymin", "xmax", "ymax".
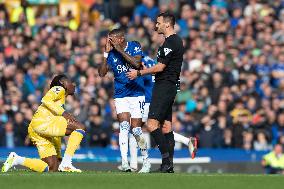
[
  {"xmin": 126, "ymin": 69, "xmax": 138, "ymax": 80},
  {"xmin": 109, "ymin": 37, "xmax": 123, "ymax": 52},
  {"xmin": 105, "ymin": 35, "xmax": 112, "ymax": 53}
]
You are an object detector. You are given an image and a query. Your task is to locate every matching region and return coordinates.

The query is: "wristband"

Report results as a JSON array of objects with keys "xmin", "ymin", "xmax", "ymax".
[
  {"xmin": 137, "ymin": 70, "xmax": 142, "ymax": 77},
  {"xmin": 103, "ymin": 52, "xmax": 109, "ymax": 58}
]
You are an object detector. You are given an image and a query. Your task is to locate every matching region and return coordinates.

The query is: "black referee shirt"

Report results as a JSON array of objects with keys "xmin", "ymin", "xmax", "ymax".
[{"xmin": 156, "ymin": 34, "xmax": 184, "ymax": 83}]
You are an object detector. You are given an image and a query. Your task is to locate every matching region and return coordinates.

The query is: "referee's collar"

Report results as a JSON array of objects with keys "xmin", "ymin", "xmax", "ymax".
[{"xmin": 165, "ymin": 33, "xmax": 176, "ymax": 39}]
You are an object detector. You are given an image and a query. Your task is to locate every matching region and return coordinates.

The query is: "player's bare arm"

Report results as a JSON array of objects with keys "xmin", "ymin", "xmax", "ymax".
[
  {"xmin": 127, "ymin": 62, "xmax": 166, "ymax": 80},
  {"xmin": 110, "ymin": 37, "xmax": 142, "ymax": 69},
  {"xmin": 98, "ymin": 35, "xmax": 111, "ymax": 77}
]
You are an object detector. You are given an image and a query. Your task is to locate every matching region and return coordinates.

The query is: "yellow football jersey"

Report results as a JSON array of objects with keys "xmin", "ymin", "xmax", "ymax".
[
  {"xmin": 28, "ymin": 86, "xmax": 68, "ymax": 158},
  {"xmin": 29, "ymin": 86, "xmax": 68, "ymax": 137},
  {"xmin": 34, "ymin": 86, "xmax": 66, "ymax": 119}
]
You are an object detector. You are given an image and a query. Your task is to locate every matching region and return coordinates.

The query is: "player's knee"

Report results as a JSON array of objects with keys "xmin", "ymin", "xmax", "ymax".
[
  {"xmin": 76, "ymin": 123, "xmax": 86, "ymax": 132},
  {"xmin": 162, "ymin": 126, "xmax": 171, "ymax": 134},
  {"xmin": 162, "ymin": 121, "xmax": 172, "ymax": 134},
  {"xmin": 120, "ymin": 121, "xmax": 130, "ymax": 133},
  {"xmin": 146, "ymin": 119, "xmax": 159, "ymax": 132},
  {"xmin": 46, "ymin": 161, "xmax": 58, "ymax": 172}
]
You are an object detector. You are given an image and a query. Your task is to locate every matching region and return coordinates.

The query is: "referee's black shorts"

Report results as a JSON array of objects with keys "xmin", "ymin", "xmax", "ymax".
[{"xmin": 148, "ymin": 80, "xmax": 177, "ymax": 123}]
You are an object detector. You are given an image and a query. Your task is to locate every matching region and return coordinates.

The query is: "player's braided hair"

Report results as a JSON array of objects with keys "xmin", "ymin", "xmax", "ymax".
[{"xmin": 50, "ymin": 74, "xmax": 68, "ymax": 89}]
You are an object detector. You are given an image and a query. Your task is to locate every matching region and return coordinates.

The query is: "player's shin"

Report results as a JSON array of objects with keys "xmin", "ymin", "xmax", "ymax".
[
  {"xmin": 2, "ymin": 152, "xmax": 49, "ymax": 173},
  {"xmin": 173, "ymin": 132, "xmax": 190, "ymax": 145},
  {"xmin": 119, "ymin": 121, "xmax": 130, "ymax": 164},
  {"xmin": 132, "ymin": 127, "xmax": 148, "ymax": 160},
  {"xmin": 23, "ymin": 158, "xmax": 49, "ymax": 172},
  {"xmin": 62, "ymin": 129, "xmax": 86, "ymax": 165},
  {"xmin": 150, "ymin": 128, "xmax": 170, "ymax": 165},
  {"xmin": 129, "ymin": 134, "xmax": 138, "ymax": 171},
  {"xmin": 164, "ymin": 131, "xmax": 175, "ymax": 166}
]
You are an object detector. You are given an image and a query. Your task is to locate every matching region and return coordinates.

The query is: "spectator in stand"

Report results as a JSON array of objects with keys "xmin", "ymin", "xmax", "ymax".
[
  {"xmin": 133, "ymin": 0, "xmax": 159, "ymax": 24},
  {"xmin": 0, "ymin": 0, "xmax": 284, "ymax": 150}
]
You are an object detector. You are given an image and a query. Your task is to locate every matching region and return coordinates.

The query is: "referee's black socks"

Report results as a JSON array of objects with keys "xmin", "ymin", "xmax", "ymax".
[
  {"xmin": 164, "ymin": 131, "xmax": 175, "ymax": 166},
  {"xmin": 150, "ymin": 128, "xmax": 171, "ymax": 165}
]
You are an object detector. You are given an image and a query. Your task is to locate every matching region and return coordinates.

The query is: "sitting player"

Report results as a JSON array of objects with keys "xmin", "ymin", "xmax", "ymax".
[{"xmin": 2, "ymin": 74, "xmax": 86, "ymax": 173}]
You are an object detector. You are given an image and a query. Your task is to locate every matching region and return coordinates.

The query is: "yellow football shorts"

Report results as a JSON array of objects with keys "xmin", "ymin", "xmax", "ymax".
[{"xmin": 28, "ymin": 116, "xmax": 68, "ymax": 159}]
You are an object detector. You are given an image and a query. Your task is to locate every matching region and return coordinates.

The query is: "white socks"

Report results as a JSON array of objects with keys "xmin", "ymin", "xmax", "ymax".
[
  {"xmin": 15, "ymin": 154, "xmax": 25, "ymax": 166},
  {"xmin": 173, "ymin": 132, "xmax": 190, "ymax": 146},
  {"xmin": 132, "ymin": 127, "xmax": 149, "ymax": 161},
  {"xmin": 119, "ymin": 121, "xmax": 130, "ymax": 163},
  {"xmin": 129, "ymin": 134, "xmax": 138, "ymax": 170},
  {"xmin": 61, "ymin": 154, "xmax": 72, "ymax": 165}
]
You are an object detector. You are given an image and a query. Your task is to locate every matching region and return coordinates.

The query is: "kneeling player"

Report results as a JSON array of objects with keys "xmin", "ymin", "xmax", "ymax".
[{"xmin": 2, "ymin": 74, "xmax": 86, "ymax": 173}]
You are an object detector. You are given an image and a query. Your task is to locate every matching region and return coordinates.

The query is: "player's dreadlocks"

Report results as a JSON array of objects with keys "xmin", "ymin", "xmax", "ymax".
[{"xmin": 50, "ymin": 74, "xmax": 68, "ymax": 89}]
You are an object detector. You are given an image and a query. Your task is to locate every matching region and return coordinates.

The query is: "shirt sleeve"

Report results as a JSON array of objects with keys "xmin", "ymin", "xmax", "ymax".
[
  {"xmin": 41, "ymin": 86, "xmax": 65, "ymax": 116},
  {"xmin": 157, "ymin": 41, "xmax": 174, "ymax": 65},
  {"xmin": 106, "ymin": 52, "xmax": 112, "ymax": 66}
]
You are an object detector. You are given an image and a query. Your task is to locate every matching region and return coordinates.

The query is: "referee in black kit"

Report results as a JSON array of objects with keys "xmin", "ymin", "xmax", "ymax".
[{"xmin": 127, "ymin": 12, "xmax": 184, "ymax": 173}]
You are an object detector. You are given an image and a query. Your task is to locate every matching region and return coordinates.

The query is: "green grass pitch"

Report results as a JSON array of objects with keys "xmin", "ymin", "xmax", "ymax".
[{"xmin": 1, "ymin": 170, "xmax": 284, "ymax": 189}]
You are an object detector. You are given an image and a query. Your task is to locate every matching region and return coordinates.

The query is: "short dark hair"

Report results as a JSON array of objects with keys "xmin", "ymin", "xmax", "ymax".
[
  {"xmin": 157, "ymin": 12, "xmax": 175, "ymax": 27},
  {"xmin": 109, "ymin": 28, "xmax": 125, "ymax": 36},
  {"xmin": 50, "ymin": 74, "xmax": 68, "ymax": 89}
]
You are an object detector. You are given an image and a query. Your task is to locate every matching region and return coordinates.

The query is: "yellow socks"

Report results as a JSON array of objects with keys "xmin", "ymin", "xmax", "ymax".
[
  {"xmin": 23, "ymin": 158, "xmax": 49, "ymax": 172},
  {"xmin": 61, "ymin": 129, "xmax": 85, "ymax": 164}
]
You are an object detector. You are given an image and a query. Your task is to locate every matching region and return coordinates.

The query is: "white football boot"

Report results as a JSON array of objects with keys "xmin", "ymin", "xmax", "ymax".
[
  {"xmin": 2, "ymin": 152, "xmax": 18, "ymax": 172},
  {"xmin": 58, "ymin": 162, "xmax": 82, "ymax": 173},
  {"xmin": 138, "ymin": 159, "xmax": 151, "ymax": 173}
]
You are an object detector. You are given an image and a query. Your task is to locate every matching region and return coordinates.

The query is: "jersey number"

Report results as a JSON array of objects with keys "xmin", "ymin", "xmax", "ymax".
[{"xmin": 117, "ymin": 64, "xmax": 130, "ymax": 74}]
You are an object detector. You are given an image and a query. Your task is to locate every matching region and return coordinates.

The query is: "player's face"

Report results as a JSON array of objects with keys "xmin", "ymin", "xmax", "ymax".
[
  {"xmin": 65, "ymin": 80, "xmax": 75, "ymax": 95},
  {"xmin": 155, "ymin": 16, "xmax": 166, "ymax": 34},
  {"xmin": 110, "ymin": 34, "xmax": 125, "ymax": 44}
]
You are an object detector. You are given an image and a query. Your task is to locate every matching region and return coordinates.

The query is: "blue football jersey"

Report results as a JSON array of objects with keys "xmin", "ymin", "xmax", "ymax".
[
  {"xmin": 142, "ymin": 56, "xmax": 155, "ymax": 103},
  {"xmin": 107, "ymin": 41, "xmax": 144, "ymax": 98}
]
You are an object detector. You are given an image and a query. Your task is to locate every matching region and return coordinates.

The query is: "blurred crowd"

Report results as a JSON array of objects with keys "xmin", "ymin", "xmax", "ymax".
[{"xmin": 1, "ymin": 0, "xmax": 284, "ymax": 151}]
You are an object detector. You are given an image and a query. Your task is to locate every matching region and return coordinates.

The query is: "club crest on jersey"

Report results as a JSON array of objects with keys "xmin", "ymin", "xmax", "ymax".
[
  {"xmin": 53, "ymin": 87, "xmax": 61, "ymax": 94},
  {"xmin": 164, "ymin": 48, "xmax": 172, "ymax": 56},
  {"xmin": 113, "ymin": 58, "xmax": 118, "ymax": 63}
]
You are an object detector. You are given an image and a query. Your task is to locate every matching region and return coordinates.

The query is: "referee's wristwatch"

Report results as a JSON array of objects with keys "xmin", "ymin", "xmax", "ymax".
[{"xmin": 137, "ymin": 70, "xmax": 142, "ymax": 77}]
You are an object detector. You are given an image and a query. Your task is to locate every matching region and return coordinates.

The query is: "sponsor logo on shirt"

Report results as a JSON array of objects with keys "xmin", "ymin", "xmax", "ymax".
[{"xmin": 164, "ymin": 48, "xmax": 172, "ymax": 56}]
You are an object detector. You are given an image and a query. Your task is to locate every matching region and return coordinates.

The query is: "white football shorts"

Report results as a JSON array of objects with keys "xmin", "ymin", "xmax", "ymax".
[
  {"xmin": 142, "ymin": 103, "xmax": 150, "ymax": 122},
  {"xmin": 114, "ymin": 96, "xmax": 145, "ymax": 118}
]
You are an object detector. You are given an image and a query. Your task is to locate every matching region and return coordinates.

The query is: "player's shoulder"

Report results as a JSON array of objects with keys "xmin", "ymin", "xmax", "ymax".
[
  {"xmin": 50, "ymin": 86, "xmax": 65, "ymax": 94},
  {"xmin": 108, "ymin": 49, "xmax": 116, "ymax": 56},
  {"xmin": 130, "ymin": 40, "xmax": 141, "ymax": 46},
  {"xmin": 166, "ymin": 34, "xmax": 182, "ymax": 43},
  {"xmin": 128, "ymin": 41, "xmax": 143, "ymax": 55},
  {"xmin": 164, "ymin": 34, "xmax": 183, "ymax": 50}
]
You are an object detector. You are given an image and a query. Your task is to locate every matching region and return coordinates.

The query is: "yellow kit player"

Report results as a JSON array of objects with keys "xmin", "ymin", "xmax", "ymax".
[{"xmin": 2, "ymin": 74, "xmax": 86, "ymax": 173}]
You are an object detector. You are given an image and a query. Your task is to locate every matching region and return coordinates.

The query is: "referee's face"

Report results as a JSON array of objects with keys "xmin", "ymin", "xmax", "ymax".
[{"xmin": 155, "ymin": 16, "xmax": 166, "ymax": 34}]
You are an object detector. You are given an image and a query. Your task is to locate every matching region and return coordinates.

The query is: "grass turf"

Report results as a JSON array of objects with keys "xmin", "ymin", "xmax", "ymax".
[{"xmin": 1, "ymin": 170, "xmax": 284, "ymax": 189}]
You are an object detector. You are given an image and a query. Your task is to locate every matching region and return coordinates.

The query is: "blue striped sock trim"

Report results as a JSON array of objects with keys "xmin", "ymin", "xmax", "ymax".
[
  {"xmin": 75, "ymin": 129, "xmax": 86, "ymax": 137},
  {"xmin": 44, "ymin": 166, "xmax": 49, "ymax": 172}
]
